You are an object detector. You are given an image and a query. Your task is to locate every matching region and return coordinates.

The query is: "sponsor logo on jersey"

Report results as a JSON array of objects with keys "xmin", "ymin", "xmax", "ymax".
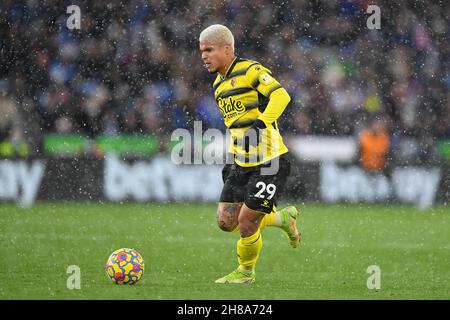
[{"xmin": 217, "ymin": 97, "xmax": 245, "ymax": 120}]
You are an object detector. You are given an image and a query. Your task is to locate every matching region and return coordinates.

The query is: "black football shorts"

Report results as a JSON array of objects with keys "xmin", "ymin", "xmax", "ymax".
[{"xmin": 219, "ymin": 153, "xmax": 291, "ymax": 214}]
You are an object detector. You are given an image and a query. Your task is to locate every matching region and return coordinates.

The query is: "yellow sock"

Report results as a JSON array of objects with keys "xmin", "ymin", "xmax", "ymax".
[
  {"xmin": 259, "ymin": 210, "xmax": 282, "ymax": 228},
  {"xmin": 260, "ymin": 204, "xmax": 283, "ymax": 228},
  {"xmin": 237, "ymin": 228, "xmax": 263, "ymax": 271}
]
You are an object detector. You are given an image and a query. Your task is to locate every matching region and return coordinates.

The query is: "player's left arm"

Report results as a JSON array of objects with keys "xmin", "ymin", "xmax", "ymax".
[{"xmin": 247, "ymin": 65, "xmax": 291, "ymax": 129}]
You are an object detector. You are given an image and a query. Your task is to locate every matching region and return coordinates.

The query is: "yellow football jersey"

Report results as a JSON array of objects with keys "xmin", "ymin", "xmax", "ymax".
[{"xmin": 212, "ymin": 57, "xmax": 290, "ymax": 167}]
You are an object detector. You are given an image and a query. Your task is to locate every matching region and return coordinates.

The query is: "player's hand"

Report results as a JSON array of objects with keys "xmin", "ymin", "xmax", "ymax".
[{"xmin": 243, "ymin": 119, "xmax": 266, "ymax": 152}]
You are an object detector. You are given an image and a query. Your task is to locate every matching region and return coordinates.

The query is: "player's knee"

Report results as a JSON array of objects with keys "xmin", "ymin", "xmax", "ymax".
[
  {"xmin": 216, "ymin": 203, "xmax": 240, "ymax": 232},
  {"xmin": 216, "ymin": 209, "xmax": 236, "ymax": 232},
  {"xmin": 217, "ymin": 219, "xmax": 236, "ymax": 232}
]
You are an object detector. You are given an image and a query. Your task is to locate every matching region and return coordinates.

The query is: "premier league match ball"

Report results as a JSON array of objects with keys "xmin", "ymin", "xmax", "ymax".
[{"xmin": 105, "ymin": 248, "xmax": 144, "ymax": 285}]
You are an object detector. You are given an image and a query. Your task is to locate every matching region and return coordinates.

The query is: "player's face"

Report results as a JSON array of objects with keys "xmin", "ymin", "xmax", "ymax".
[{"xmin": 199, "ymin": 42, "xmax": 228, "ymax": 74}]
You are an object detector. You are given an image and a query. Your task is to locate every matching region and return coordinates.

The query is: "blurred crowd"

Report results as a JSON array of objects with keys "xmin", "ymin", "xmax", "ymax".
[{"xmin": 1, "ymin": 0, "xmax": 449, "ymax": 158}]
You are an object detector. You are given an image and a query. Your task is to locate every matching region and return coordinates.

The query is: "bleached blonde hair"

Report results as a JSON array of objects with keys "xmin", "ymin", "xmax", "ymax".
[{"xmin": 199, "ymin": 24, "xmax": 235, "ymax": 52}]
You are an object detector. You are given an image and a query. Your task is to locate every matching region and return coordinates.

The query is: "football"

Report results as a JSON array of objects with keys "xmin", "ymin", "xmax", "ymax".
[{"xmin": 105, "ymin": 248, "xmax": 144, "ymax": 285}]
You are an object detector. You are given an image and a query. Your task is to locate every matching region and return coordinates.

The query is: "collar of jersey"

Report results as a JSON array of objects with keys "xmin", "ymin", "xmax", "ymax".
[{"xmin": 220, "ymin": 56, "xmax": 238, "ymax": 80}]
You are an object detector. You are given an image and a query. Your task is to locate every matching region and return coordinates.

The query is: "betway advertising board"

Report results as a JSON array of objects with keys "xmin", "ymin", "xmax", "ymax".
[{"xmin": 0, "ymin": 155, "xmax": 446, "ymax": 209}]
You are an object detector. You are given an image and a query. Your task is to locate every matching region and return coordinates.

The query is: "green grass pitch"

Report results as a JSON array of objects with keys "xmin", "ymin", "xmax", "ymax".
[{"xmin": 0, "ymin": 202, "xmax": 449, "ymax": 299}]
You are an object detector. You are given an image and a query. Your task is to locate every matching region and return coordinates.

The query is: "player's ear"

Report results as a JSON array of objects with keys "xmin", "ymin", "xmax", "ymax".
[{"xmin": 224, "ymin": 45, "xmax": 232, "ymax": 56}]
